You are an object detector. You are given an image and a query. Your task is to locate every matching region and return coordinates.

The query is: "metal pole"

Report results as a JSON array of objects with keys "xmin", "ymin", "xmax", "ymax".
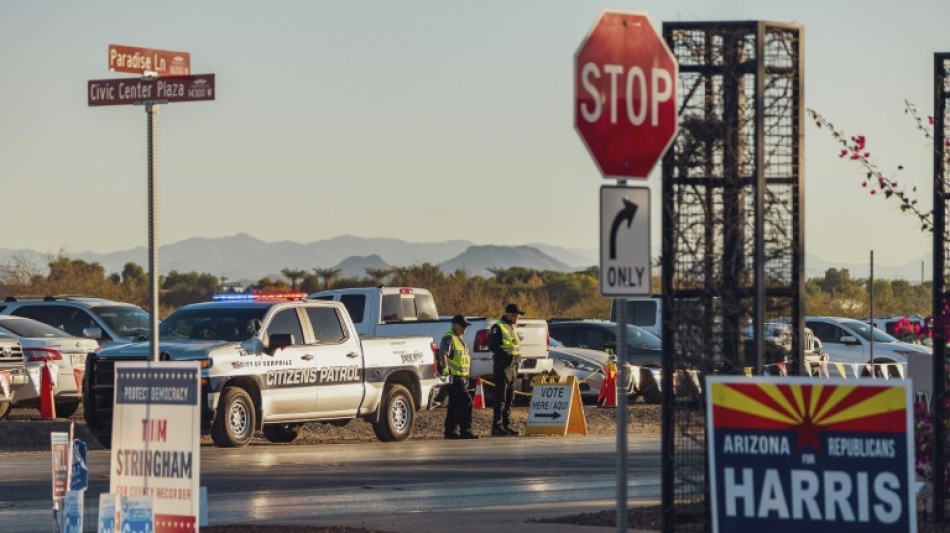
[
  {"xmin": 869, "ymin": 250, "xmax": 874, "ymax": 370},
  {"xmin": 615, "ymin": 301, "xmax": 628, "ymax": 533},
  {"xmin": 146, "ymin": 103, "xmax": 160, "ymax": 362}
]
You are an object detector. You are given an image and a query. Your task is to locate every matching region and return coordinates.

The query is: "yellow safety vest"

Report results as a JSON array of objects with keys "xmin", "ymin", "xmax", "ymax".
[
  {"xmin": 494, "ymin": 320, "xmax": 521, "ymax": 358},
  {"xmin": 442, "ymin": 330, "xmax": 470, "ymax": 377}
]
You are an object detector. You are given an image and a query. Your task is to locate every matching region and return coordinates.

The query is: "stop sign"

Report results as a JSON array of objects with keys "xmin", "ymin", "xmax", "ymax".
[{"xmin": 575, "ymin": 11, "xmax": 678, "ymax": 179}]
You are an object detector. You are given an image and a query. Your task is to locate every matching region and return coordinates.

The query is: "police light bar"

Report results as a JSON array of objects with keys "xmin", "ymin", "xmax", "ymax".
[{"xmin": 212, "ymin": 292, "xmax": 307, "ymax": 301}]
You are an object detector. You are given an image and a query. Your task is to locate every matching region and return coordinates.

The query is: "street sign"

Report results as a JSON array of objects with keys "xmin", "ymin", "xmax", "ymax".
[
  {"xmin": 525, "ymin": 375, "xmax": 587, "ymax": 436},
  {"xmin": 600, "ymin": 185, "xmax": 650, "ymax": 296},
  {"xmin": 88, "ymin": 74, "xmax": 215, "ymax": 106},
  {"xmin": 575, "ymin": 11, "xmax": 678, "ymax": 179},
  {"xmin": 109, "ymin": 44, "xmax": 190, "ymax": 77}
]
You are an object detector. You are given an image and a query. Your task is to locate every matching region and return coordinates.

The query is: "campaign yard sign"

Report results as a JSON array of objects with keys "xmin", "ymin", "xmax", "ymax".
[
  {"xmin": 706, "ymin": 376, "xmax": 915, "ymax": 533},
  {"xmin": 111, "ymin": 361, "xmax": 201, "ymax": 533}
]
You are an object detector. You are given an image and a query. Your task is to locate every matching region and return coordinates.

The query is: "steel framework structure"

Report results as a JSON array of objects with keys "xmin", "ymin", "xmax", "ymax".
[
  {"xmin": 659, "ymin": 21, "xmax": 805, "ymax": 532},
  {"xmin": 933, "ymin": 52, "xmax": 950, "ymax": 523}
]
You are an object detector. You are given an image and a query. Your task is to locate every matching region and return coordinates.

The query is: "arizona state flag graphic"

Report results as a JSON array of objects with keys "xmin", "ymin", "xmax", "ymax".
[{"xmin": 706, "ymin": 377, "xmax": 915, "ymax": 533}]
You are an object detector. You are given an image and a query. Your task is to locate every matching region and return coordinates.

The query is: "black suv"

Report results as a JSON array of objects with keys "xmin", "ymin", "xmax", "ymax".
[{"xmin": 0, "ymin": 296, "xmax": 150, "ymax": 348}]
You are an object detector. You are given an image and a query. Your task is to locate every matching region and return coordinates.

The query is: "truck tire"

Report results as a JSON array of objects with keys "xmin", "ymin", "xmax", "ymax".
[
  {"xmin": 372, "ymin": 384, "xmax": 415, "ymax": 442},
  {"xmin": 0, "ymin": 402, "xmax": 10, "ymax": 420},
  {"xmin": 211, "ymin": 387, "xmax": 256, "ymax": 448},
  {"xmin": 640, "ymin": 368, "xmax": 661, "ymax": 405},
  {"xmin": 55, "ymin": 401, "xmax": 80, "ymax": 419},
  {"xmin": 263, "ymin": 423, "xmax": 300, "ymax": 444}
]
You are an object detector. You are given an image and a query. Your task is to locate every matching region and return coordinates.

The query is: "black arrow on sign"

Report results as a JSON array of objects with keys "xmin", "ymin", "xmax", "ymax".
[
  {"xmin": 535, "ymin": 411, "xmax": 562, "ymax": 420},
  {"xmin": 609, "ymin": 197, "xmax": 638, "ymax": 260}
]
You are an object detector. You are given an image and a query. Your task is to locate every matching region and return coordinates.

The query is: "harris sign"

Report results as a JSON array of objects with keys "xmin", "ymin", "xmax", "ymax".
[{"xmin": 706, "ymin": 376, "xmax": 915, "ymax": 533}]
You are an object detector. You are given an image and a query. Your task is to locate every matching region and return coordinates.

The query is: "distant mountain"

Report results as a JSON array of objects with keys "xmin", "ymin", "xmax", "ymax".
[
  {"xmin": 0, "ymin": 234, "xmax": 573, "ymax": 283},
  {"xmin": 439, "ymin": 245, "xmax": 572, "ymax": 277},
  {"xmin": 526, "ymin": 243, "xmax": 596, "ymax": 268},
  {"xmin": 335, "ymin": 254, "xmax": 390, "ymax": 279},
  {"xmin": 805, "ymin": 253, "xmax": 931, "ymax": 282}
]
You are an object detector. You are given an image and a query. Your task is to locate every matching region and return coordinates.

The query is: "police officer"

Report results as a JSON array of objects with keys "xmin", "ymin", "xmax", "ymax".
[
  {"xmin": 489, "ymin": 303, "xmax": 524, "ymax": 436},
  {"xmin": 441, "ymin": 315, "xmax": 479, "ymax": 439}
]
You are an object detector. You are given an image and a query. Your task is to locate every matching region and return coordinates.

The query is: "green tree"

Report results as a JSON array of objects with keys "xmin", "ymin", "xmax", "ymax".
[
  {"xmin": 280, "ymin": 268, "xmax": 307, "ymax": 291},
  {"xmin": 313, "ymin": 267, "xmax": 342, "ymax": 290},
  {"xmin": 364, "ymin": 267, "xmax": 393, "ymax": 286}
]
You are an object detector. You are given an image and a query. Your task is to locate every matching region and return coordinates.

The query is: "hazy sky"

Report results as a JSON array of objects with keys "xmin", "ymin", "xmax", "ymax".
[{"xmin": 2, "ymin": 1, "xmax": 948, "ymax": 270}]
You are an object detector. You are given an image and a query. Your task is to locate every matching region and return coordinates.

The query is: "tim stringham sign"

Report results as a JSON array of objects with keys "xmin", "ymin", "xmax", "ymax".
[
  {"xmin": 706, "ymin": 376, "xmax": 915, "ymax": 533},
  {"xmin": 111, "ymin": 361, "xmax": 201, "ymax": 533}
]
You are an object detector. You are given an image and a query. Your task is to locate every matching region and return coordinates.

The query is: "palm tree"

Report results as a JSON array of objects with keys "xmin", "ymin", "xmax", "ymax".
[
  {"xmin": 364, "ymin": 267, "xmax": 393, "ymax": 286},
  {"xmin": 280, "ymin": 268, "xmax": 307, "ymax": 291},
  {"xmin": 313, "ymin": 267, "xmax": 342, "ymax": 290}
]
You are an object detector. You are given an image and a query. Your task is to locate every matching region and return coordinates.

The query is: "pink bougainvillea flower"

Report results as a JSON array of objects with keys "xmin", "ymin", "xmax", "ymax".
[
  {"xmin": 862, "ymin": 182, "xmax": 868, "ymax": 188},
  {"xmin": 870, "ymin": 190, "xmax": 877, "ymax": 195},
  {"xmin": 840, "ymin": 149, "xmax": 848, "ymax": 158},
  {"xmin": 930, "ymin": 116, "xmax": 936, "ymax": 125}
]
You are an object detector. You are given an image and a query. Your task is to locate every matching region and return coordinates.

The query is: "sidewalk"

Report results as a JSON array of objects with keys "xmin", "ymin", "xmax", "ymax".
[{"xmin": 297, "ymin": 499, "xmax": 661, "ymax": 533}]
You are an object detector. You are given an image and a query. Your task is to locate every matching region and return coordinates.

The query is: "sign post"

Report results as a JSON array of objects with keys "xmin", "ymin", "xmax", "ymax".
[
  {"xmin": 575, "ymin": 11, "xmax": 678, "ymax": 532},
  {"xmin": 89, "ymin": 45, "xmax": 214, "ymax": 361}
]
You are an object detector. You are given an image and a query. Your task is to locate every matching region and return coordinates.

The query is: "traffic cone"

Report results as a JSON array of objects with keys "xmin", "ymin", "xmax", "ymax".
[
  {"xmin": 40, "ymin": 362, "xmax": 57, "ymax": 419},
  {"xmin": 473, "ymin": 378, "xmax": 486, "ymax": 409},
  {"xmin": 598, "ymin": 363, "xmax": 618, "ymax": 408}
]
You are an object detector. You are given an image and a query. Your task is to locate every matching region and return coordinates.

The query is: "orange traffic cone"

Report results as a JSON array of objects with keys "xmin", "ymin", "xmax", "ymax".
[
  {"xmin": 473, "ymin": 378, "xmax": 486, "ymax": 409},
  {"xmin": 40, "ymin": 362, "xmax": 57, "ymax": 419},
  {"xmin": 598, "ymin": 363, "xmax": 618, "ymax": 408}
]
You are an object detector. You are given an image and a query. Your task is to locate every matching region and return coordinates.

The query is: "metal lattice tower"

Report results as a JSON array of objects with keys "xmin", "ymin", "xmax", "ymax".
[
  {"xmin": 932, "ymin": 52, "xmax": 950, "ymax": 523},
  {"xmin": 659, "ymin": 21, "xmax": 805, "ymax": 532}
]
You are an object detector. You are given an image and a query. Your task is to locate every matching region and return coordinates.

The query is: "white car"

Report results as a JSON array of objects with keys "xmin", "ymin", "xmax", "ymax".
[
  {"xmin": 805, "ymin": 316, "xmax": 931, "ymax": 376},
  {"xmin": 0, "ymin": 315, "xmax": 99, "ymax": 417},
  {"xmin": 548, "ymin": 339, "xmax": 637, "ymax": 403}
]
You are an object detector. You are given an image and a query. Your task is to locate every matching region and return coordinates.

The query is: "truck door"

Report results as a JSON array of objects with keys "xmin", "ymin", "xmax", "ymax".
[
  {"xmin": 261, "ymin": 308, "xmax": 320, "ymax": 416},
  {"xmin": 304, "ymin": 306, "xmax": 364, "ymax": 417}
]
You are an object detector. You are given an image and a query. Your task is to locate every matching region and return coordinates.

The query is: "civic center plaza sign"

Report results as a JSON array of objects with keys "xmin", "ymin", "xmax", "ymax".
[{"xmin": 706, "ymin": 376, "xmax": 915, "ymax": 532}]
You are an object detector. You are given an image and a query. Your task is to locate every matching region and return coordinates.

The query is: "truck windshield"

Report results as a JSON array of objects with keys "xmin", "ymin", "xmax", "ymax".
[{"xmin": 159, "ymin": 307, "xmax": 267, "ymax": 341}]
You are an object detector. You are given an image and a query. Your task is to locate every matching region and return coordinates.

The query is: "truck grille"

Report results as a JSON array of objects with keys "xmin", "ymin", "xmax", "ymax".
[
  {"xmin": 84, "ymin": 354, "xmax": 213, "ymax": 441},
  {"xmin": 0, "ymin": 342, "xmax": 24, "ymax": 371}
]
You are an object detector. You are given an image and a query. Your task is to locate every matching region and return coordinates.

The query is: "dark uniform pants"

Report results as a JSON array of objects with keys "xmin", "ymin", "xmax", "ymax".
[
  {"xmin": 444, "ymin": 376, "xmax": 473, "ymax": 434},
  {"xmin": 492, "ymin": 363, "xmax": 517, "ymax": 429}
]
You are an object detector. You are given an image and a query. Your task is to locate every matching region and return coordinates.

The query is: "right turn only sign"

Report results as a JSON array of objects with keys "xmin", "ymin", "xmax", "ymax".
[{"xmin": 600, "ymin": 185, "xmax": 651, "ymax": 296}]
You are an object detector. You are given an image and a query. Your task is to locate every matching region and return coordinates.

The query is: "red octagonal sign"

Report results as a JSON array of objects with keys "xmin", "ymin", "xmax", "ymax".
[{"xmin": 575, "ymin": 11, "xmax": 678, "ymax": 179}]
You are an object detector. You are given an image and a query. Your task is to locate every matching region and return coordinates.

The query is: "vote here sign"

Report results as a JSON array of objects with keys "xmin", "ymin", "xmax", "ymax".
[{"xmin": 706, "ymin": 376, "xmax": 915, "ymax": 533}]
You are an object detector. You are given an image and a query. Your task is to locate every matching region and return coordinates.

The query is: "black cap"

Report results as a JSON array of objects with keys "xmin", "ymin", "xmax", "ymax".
[
  {"xmin": 505, "ymin": 303, "xmax": 525, "ymax": 315},
  {"xmin": 451, "ymin": 314, "xmax": 472, "ymax": 327}
]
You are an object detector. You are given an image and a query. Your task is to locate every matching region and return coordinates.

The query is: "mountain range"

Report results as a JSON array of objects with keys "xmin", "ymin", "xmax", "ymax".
[{"xmin": 0, "ymin": 233, "xmax": 933, "ymax": 284}]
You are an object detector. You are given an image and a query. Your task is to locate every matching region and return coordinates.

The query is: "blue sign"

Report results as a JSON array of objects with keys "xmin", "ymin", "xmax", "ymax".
[
  {"xmin": 71, "ymin": 439, "xmax": 87, "ymax": 491},
  {"xmin": 707, "ymin": 377, "xmax": 915, "ymax": 533},
  {"xmin": 63, "ymin": 490, "xmax": 83, "ymax": 533}
]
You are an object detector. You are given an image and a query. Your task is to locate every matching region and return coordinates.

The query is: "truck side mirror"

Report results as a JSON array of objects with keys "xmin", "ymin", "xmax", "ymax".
[
  {"xmin": 267, "ymin": 333, "xmax": 295, "ymax": 355},
  {"xmin": 83, "ymin": 327, "xmax": 102, "ymax": 340},
  {"xmin": 840, "ymin": 335, "xmax": 860, "ymax": 345}
]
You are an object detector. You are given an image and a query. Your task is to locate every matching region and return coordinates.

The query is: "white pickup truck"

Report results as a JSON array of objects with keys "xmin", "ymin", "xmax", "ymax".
[
  {"xmin": 83, "ymin": 294, "xmax": 442, "ymax": 448},
  {"xmin": 309, "ymin": 287, "xmax": 553, "ymax": 391}
]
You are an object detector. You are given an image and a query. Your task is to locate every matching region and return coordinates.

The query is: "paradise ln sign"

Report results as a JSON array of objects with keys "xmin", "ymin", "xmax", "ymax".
[{"xmin": 706, "ymin": 376, "xmax": 915, "ymax": 533}]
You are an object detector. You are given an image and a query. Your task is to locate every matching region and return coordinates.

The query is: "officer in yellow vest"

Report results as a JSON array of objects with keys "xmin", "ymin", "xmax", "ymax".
[
  {"xmin": 489, "ymin": 303, "xmax": 524, "ymax": 436},
  {"xmin": 440, "ymin": 315, "xmax": 479, "ymax": 439}
]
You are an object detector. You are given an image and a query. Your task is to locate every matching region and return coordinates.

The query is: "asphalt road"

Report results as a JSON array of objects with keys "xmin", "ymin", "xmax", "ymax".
[{"xmin": 0, "ymin": 434, "xmax": 661, "ymax": 532}]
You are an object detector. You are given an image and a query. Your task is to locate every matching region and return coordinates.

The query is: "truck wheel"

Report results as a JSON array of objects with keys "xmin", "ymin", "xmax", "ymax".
[
  {"xmin": 640, "ymin": 368, "xmax": 661, "ymax": 405},
  {"xmin": 0, "ymin": 402, "xmax": 10, "ymax": 420},
  {"xmin": 211, "ymin": 387, "xmax": 256, "ymax": 448},
  {"xmin": 372, "ymin": 384, "xmax": 415, "ymax": 442},
  {"xmin": 263, "ymin": 423, "xmax": 300, "ymax": 444},
  {"xmin": 55, "ymin": 401, "xmax": 80, "ymax": 419}
]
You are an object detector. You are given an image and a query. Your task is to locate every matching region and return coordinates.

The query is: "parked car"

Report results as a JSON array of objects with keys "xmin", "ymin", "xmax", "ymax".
[
  {"xmin": 548, "ymin": 338, "xmax": 637, "ymax": 403},
  {"xmin": 547, "ymin": 320, "xmax": 662, "ymax": 403},
  {"xmin": 805, "ymin": 316, "xmax": 931, "ymax": 377},
  {"xmin": 0, "ymin": 296, "xmax": 150, "ymax": 348},
  {"xmin": 0, "ymin": 315, "xmax": 99, "ymax": 417}
]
